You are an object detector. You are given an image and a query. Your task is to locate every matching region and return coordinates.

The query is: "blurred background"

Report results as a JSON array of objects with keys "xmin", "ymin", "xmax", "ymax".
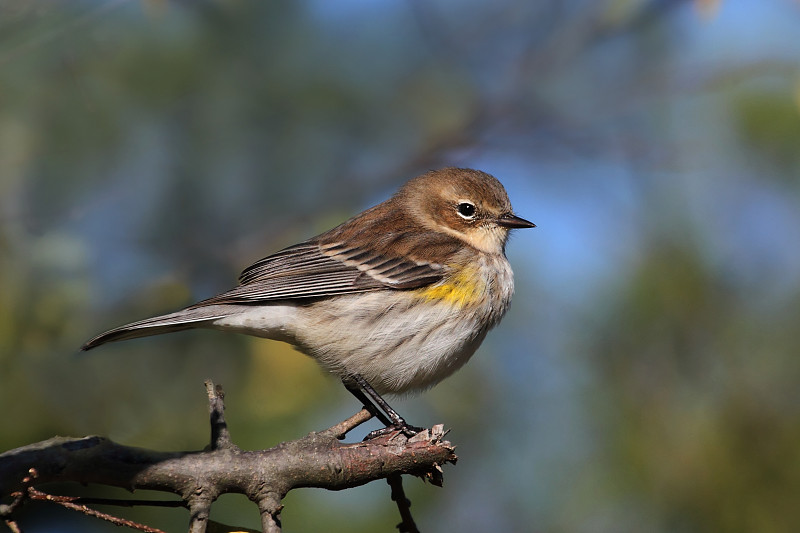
[{"xmin": 2, "ymin": 0, "xmax": 800, "ymax": 531}]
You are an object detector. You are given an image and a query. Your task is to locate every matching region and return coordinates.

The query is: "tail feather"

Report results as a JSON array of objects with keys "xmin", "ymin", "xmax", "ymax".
[{"xmin": 81, "ymin": 306, "xmax": 231, "ymax": 351}]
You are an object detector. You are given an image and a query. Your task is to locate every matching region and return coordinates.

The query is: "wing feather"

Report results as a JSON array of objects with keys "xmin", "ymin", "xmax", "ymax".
[{"xmin": 193, "ymin": 239, "xmax": 444, "ymax": 306}]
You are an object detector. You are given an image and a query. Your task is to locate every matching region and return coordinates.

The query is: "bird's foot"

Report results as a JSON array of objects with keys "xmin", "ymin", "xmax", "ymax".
[{"xmin": 364, "ymin": 420, "xmax": 424, "ymax": 440}]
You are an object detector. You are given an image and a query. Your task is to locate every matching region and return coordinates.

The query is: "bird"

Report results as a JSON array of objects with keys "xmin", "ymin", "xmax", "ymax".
[{"xmin": 82, "ymin": 167, "xmax": 535, "ymax": 436}]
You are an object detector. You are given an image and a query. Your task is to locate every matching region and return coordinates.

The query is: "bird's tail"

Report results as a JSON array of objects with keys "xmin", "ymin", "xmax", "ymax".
[{"xmin": 80, "ymin": 305, "xmax": 231, "ymax": 351}]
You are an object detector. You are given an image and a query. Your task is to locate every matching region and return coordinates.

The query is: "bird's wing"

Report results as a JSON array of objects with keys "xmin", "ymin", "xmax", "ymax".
[{"xmin": 190, "ymin": 240, "xmax": 444, "ymax": 306}]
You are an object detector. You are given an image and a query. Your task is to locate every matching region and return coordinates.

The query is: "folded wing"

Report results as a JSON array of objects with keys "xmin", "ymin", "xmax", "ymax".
[{"xmin": 191, "ymin": 239, "xmax": 444, "ymax": 306}]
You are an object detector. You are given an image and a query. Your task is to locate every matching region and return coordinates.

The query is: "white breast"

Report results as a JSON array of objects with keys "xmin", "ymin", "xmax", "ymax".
[
  {"xmin": 210, "ymin": 255, "xmax": 515, "ymax": 395},
  {"xmin": 293, "ymin": 254, "xmax": 515, "ymax": 394}
]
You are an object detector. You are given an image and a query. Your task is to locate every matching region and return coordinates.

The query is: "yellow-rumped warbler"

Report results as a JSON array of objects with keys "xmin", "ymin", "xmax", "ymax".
[{"xmin": 82, "ymin": 168, "xmax": 534, "ymax": 435}]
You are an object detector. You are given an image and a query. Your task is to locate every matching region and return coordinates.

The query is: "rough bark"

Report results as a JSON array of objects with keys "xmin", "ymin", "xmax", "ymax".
[{"xmin": 0, "ymin": 381, "xmax": 457, "ymax": 532}]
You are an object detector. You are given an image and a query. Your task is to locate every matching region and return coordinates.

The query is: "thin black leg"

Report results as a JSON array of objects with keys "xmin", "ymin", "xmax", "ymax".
[
  {"xmin": 343, "ymin": 379, "xmax": 392, "ymax": 427},
  {"xmin": 344, "ymin": 374, "xmax": 422, "ymax": 438}
]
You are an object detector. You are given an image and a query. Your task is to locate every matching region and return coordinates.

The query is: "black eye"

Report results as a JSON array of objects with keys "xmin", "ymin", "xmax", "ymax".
[{"xmin": 457, "ymin": 202, "xmax": 476, "ymax": 219}]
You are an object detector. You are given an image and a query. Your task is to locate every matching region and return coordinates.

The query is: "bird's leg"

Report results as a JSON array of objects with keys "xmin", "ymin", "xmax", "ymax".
[
  {"xmin": 343, "ymin": 380, "xmax": 392, "ymax": 427},
  {"xmin": 344, "ymin": 374, "xmax": 422, "ymax": 439}
]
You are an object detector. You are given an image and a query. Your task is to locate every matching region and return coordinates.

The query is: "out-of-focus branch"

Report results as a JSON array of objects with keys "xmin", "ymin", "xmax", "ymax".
[{"xmin": 0, "ymin": 381, "xmax": 457, "ymax": 533}]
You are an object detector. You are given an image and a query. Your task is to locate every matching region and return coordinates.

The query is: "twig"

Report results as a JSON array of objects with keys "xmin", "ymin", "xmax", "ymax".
[
  {"xmin": 206, "ymin": 380, "xmax": 236, "ymax": 451},
  {"xmin": 4, "ymin": 519, "xmax": 22, "ymax": 533},
  {"xmin": 388, "ymin": 473, "xmax": 418, "ymax": 533},
  {"xmin": 26, "ymin": 486, "xmax": 168, "ymax": 533},
  {"xmin": 188, "ymin": 493, "xmax": 214, "ymax": 533},
  {"xmin": 3, "ymin": 470, "xmax": 168, "ymax": 533},
  {"xmin": 0, "ymin": 382, "xmax": 458, "ymax": 532},
  {"xmin": 1, "ymin": 468, "xmax": 34, "ymax": 533},
  {"xmin": 256, "ymin": 492, "xmax": 283, "ymax": 533},
  {"xmin": 51, "ymin": 497, "xmax": 186, "ymax": 509},
  {"xmin": 321, "ymin": 408, "xmax": 374, "ymax": 439}
]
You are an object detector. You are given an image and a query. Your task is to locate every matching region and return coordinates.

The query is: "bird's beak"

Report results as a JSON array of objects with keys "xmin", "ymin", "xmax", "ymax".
[{"xmin": 497, "ymin": 213, "xmax": 536, "ymax": 229}]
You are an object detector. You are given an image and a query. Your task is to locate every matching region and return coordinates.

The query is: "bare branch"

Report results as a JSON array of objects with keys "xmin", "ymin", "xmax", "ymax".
[
  {"xmin": 206, "ymin": 379, "xmax": 236, "ymax": 452},
  {"xmin": 388, "ymin": 473, "xmax": 418, "ymax": 533},
  {"xmin": 0, "ymin": 382, "xmax": 457, "ymax": 532}
]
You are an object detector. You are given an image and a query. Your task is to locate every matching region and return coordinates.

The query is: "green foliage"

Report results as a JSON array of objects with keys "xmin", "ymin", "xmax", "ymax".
[
  {"xmin": 579, "ymin": 240, "xmax": 800, "ymax": 532},
  {"xmin": 734, "ymin": 88, "xmax": 800, "ymax": 176}
]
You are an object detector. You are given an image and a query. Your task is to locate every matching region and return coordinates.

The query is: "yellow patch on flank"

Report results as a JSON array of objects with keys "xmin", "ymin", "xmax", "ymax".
[{"xmin": 416, "ymin": 264, "xmax": 486, "ymax": 308}]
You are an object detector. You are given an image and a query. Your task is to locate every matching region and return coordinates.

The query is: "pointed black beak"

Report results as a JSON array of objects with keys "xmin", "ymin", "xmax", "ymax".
[{"xmin": 497, "ymin": 213, "xmax": 536, "ymax": 229}]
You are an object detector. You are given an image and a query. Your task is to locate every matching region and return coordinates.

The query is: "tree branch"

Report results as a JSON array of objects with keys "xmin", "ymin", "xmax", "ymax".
[{"xmin": 0, "ymin": 381, "xmax": 457, "ymax": 532}]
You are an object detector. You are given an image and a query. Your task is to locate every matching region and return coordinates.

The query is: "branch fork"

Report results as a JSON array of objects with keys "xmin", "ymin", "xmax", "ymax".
[{"xmin": 1, "ymin": 380, "xmax": 457, "ymax": 532}]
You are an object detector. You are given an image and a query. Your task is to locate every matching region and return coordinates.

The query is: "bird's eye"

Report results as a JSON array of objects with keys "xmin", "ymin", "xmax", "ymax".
[{"xmin": 457, "ymin": 202, "xmax": 476, "ymax": 219}]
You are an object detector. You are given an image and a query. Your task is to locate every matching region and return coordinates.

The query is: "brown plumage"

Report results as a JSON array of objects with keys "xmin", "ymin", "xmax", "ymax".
[{"xmin": 81, "ymin": 167, "xmax": 535, "ymax": 434}]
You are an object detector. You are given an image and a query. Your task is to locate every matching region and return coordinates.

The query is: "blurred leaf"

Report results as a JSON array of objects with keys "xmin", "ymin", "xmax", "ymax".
[{"xmin": 733, "ymin": 88, "xmax": 800, "ymax": 176}]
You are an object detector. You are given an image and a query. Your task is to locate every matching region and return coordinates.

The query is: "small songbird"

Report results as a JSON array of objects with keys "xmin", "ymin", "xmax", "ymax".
[{"xmin": 82, "ymin": 168, "xmax": 535, "ymax": 435}]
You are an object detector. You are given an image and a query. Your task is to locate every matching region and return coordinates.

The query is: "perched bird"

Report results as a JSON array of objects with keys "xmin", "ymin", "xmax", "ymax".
[{"xmin": 82, "ymin": 168, "xmax": 535, "ymax": 435}]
